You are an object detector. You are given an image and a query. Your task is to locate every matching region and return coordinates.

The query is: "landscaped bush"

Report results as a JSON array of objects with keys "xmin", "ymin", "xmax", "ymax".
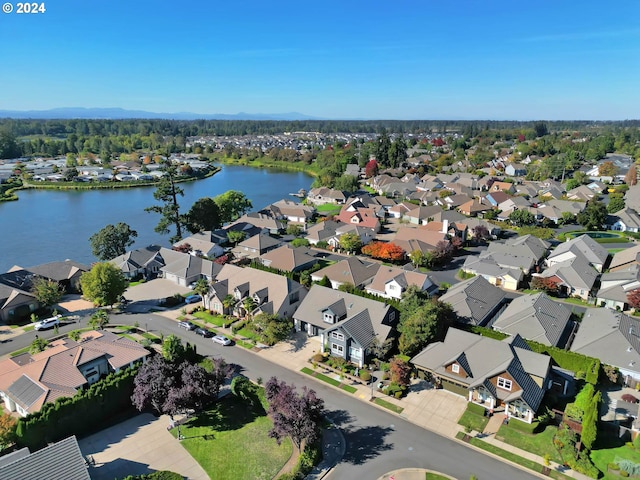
[
  {"xmin": 121, "ymin": 471, "xmax": 183, "ymax": 480},
  {"xmin": 312, "ymin": 353, "xmax": 325, "ymax": 364},
  {"xmin": 232, "ymin": 320, "xmax": 247, "ymax": 334},
  {"xmin": 359, "ymin": 370, "xmax": 371, "ymax": 382}
]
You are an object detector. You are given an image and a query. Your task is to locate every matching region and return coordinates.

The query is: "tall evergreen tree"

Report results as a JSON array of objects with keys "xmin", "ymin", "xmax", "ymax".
[{"xmin": 145, "ymin": 161, "xmax": 185, "ymax": 243}]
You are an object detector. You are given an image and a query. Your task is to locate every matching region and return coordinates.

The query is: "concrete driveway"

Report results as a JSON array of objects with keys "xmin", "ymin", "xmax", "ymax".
[
  {"xmin": 79, "ymin": 413, "xmax": 208, "ymax": 480},
  {"xmin": 125, "ymin": 278, "xmax": 192, "ymax": 302}
]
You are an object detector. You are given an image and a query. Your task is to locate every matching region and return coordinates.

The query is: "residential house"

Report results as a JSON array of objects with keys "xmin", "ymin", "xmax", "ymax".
[
  {"xmin": 207, "ymin": 264, "xmax": 306, "ymax": 319},
  {"xmin": 546, "ymin": 199, "xmax": 586, "ymax": 216},
  {"xmin": 491, "ymin": 293, "xmax": 572, "ymax": 347},
  {"xmin": 260, "ymin": 245, "xmax": 318, "ymax": 273},
  {"xmin": 388, "ymin": 201, "xmax": 415, "ymax": 219},
  {"xmin": 0, "ymin": 269, "xmax": 40, "ymax": 323},
  {"xmin": 365, "ymin": 266, "xmax": 437, "ymax": 300},
  {"xmin": 422, "ymin": 219, "xmax": 468, "ymax": 240},
  {"xmin": 232, "ymin": 232, "xmax": 283, "ymax": 260},
  {"xmin": 292, "ymin": 285, "xmax": 398, "ymax": 368},
  {"xmin": 411, "ymin": 328, "xmax": 552, "ymax": 423},
  {"xmin": 262, "ymin": 199, "xmax": 315, "ymax": 230},
  {"xmin": 438, "ymin": 276, "xmax": 506, "ymax": 326},
  {"xmin": 505, "ymin": 163, "xmax": 527, "ymax": 177},
  {"xmin": 610, "ymin": 245, "xmax": 640, "ymax": 272},
  {"xmin": 486, "ymin": 235, "xmax": 550, "ymax": 269},
  {"xmin": 23, "ymin": 260, "xmax": 89, "ymax": 294},
  {"xmin": 0, "ymin": 436, "xmax": 90, "ymax": 480},
  {"xmin": 392, "ymin": 227, "xmax": 448, "ymax": 256},
  {"xmin": 326, "ymin": 224, "xmax": 376, "ymax": 250},
  {"xmin": 403, "ymin": 205, "xmax": 442, "ymax": 225},
  {"xmin": 546, "ymin": 234, "xmax": 610, "ymax": 272},
  {"xmin": 498, "ymin": 196, "xmax": 531, "ymax": 215},
  {"xmin": 436, "ymin": 193, "xmax": 473, "ymax": 210},
  {"xmin": 0, "ymin": 330, "xmax": 149, "ymax": 417},
  {"xmin": 626, "ymin": 184, "xmax": 640, "ymax": 212},
  {"xmin": 310, "ymin": 257, "xmax": 379, "ymax": 289},
  {"xmin": 488, "ymin": 181, "xmax": 517, "ymax": 194},
  {"xmin": 335, "ymin": 201, "xmax": 381, "ymax": 232},
  {"xmin": 595, "ymin": 265, "xmax": 640, "ymax": 310},
  {"xmin": 609, "ymin": 208, "xmax": 640, "ymax": 233},
  {"xmin": 566, "ymin": 185, "xmax": 597, "ymax": 202},
  {"xmin": 305, "ymin": 220, "xmax": 344, "ymax": 246},
  {"xmin": 458, "ymin": 198, "xmax": 492, "ymax": 217},
  {"xmin": 159, "ymin": 248, "xmax": 221, "ymax": 287},
  {"xmin": 307, "ymin": 187, "xmax": 347, "ymax": 205},
  {"xmin": 174, "ymin": 234, "xmax": 225, "ymax": 259},
  {"xmin": 228, "ymin": 212, "xmax": 286, "ymax": 234},
  {"xmin": 461, "ymin": 255, "xmax": 524, "ymax": 291},
  {"xmin": 110, "ymin": 245, "xmax": 165, "ymax": 280},
  {"xmin": 485, "ymin": 191, "xmax": 511, "ymax": 208},
  {"xmin": 535, "ymin": 255, "xmax": 598, "ymax": 300},
  {"xmin": 461, "ymin": 217, "xmax": 501, "ymax": 240},
  {"xmin": 570, "ymin": 308, "xmax": 640, "ymax": 386}
]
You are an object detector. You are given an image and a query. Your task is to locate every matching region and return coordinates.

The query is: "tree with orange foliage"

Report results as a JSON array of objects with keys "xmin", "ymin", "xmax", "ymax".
[
  {"xmin": 361, "ymin": 241, "xmax": 405, "ymax": 262},
  {"xmin": 0, "ymin": 414, "xmax": 16, "ymax": 449}
]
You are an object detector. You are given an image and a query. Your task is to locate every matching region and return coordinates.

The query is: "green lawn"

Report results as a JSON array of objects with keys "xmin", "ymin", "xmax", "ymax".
[
  {"xmin": 236, "ymin": 327, "xmax": 261, "ymax": 342},
  {"xmin": 496, "ymin": 423, "xmax": 562, "ymax": 464},
  {"xmin": 457, "ymin": 404, "xmax": 489, "ymax": 433},
  {"xmin": 455, "ymin": 432, "xmax": 572, "ymax": 480},
  {"xmin": 425, "ymin": 473, "xmax": 451, "ymax": 480},
  {"xmin": 301, "ymin": 367, "xmax": 358, "ymax": 394},
  {"xmin": 607, "ymin": 248, "xmax": 625, "ymax": 254},
  {"xmin": 591, "ymin": 444, "xmax": 640, "ymax": 479},
  {"xmin": 315, "ymin": 203, "xmax": 342, "ymax": 215},
  {"xmin": 561, "ymin": 297, "xmax": 592, "ymax": 306},
  {"xmin": 192, "ymin": 311, "xmax": 229, "ymax": 327},
  {"xmin": 172, "ymin": 395, "xmax": 292, "ymax": 480},
  {"xmin": 373, "ymin": 397, "xmax": 404, "ymax": 414}
]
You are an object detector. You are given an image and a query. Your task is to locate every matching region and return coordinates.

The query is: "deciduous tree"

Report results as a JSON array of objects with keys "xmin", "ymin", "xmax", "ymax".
[
  {"xmin": 214, "ymin": 190, "xmax": 252, "ymax": 224},
  {"xmin": 577, "ymin": 199, "xmax": 607, "ymax": 230},
  {"xmin": 627, "ymin": 288, "xmax": 640, "ymax": 309},
  {"xmin": 598, "ymin": 161, "xmax": 618, "ymax": 177},
  {"xmin": 365, "ymin": 159, "xmax": 378, "ymax": 178},
  {"xmin": 339, "ymin": 232, "xmax": 362, "ymax": 254},
  {"xmin": 509, "ymin": 209, "xmax": 536, "ymax": 227},
  {"xmin": 625, "ymin": 165, "xmax": 638, "ymax": 186},
  {"xmin": 80, "ymin": 262, "xmax": 128, "ymax": 306},
  {"xmin": 31, "ymin": 277, "xmax": 65, "ymax": 307},
  {"xmin": 607, "ymin": 193, "xmax": 625, "ymax": 214},
  {"xmin": 398, "ymin": 300, "xmax": 454, "ymax": 357},
  {"xmin": 184, "ymin": 197, "xmax": 221, "ymax": 233},
  {"xmin": 265, "ymin": 377, "xmax": 324, "ymax": 450},
  {"xmin": 89, "ymin": 222, "xmax": 138, "ymax": 261},
  {"xmin": 162, "ymin": 334, "xmax": 186, "ymax": 363},
  {"xmin": 226, "ymin": 230, "xmax": 246, "ymax": 246}
]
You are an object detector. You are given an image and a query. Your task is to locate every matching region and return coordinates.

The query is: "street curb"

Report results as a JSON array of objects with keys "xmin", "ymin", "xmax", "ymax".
[{"xmin": 306, "ymin": 421, "xmax": 346, "ymax": 480}]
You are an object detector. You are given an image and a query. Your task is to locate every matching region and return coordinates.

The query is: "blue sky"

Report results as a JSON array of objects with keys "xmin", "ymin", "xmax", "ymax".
[{"xmin": 1, "ymin": 0, "xmax": 638, "ymax": 120}]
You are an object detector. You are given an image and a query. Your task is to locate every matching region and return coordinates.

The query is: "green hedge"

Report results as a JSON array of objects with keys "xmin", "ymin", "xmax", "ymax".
[
  {"xmin": 467, "ymin": 327, "xmax": 600, "ymax": 384},
  {"xmin": 121, "ymin": 472, "xmax": 183, "ymax": 480},
  {"xmin": 16, "ymin": 366, "xmax": 139, "ymax": 450}
]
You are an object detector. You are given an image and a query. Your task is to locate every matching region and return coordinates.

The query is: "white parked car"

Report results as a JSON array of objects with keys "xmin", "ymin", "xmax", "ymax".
[
  {"xmin": 34, "ymin": 314, "xmax": 62, "ymax": 331},
  {"xmin": 212, "ymin": 335, "xmax": 232, "ymax": 346}
]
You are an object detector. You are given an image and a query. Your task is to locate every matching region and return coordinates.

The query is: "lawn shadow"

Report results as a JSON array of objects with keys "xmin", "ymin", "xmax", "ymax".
[
  {"xmin": 341, "ymin": 425, "xmax": 394, "ymax": 465},
  {"xmin": 186, "ymin": 395, "xmax": 264, "ymax": 432}
]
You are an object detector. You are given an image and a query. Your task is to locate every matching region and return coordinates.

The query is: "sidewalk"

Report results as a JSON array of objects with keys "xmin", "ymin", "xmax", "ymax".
[{"xmin": 159, "ymin": 311, "xmax": 595, "ymax": 480}]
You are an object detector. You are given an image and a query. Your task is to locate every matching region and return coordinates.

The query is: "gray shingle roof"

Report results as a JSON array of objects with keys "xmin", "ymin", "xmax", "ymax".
[
  {"xmin": 0, "ymin": 435, "xmax": 90, "ymax": 480},
  {"xmin": 548, "ymin": 234, "xmax": 609, "ymax": 268},
  {"xmin": 439, "ymin": 276, "xmax": 506, "ymax": 326},
  {"xmin": 492, "ymin": 293, "xmax": 572, "ymax": 347},
  {"xmin": 411, "ymin": 328, "xmax": 550, "ymax": 413},
  {"xmin": 6, "ymin": 375, "xmax": 46, "ymax": 409}
]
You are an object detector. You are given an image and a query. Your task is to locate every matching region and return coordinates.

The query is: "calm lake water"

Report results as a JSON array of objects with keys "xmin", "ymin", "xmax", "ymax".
[{"xmin": 0, "ymin": 165, "xmax": 313, "ymax": 272}]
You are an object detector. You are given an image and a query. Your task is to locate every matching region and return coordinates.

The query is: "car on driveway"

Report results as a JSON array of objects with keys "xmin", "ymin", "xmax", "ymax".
[
  {"xmin": 194, "ymin": 327, "xmax": 213, "ymax": 338},
  {"xmin": 34, "ymin": 314, "xmax": 62, "ymax": 331},
  {"xmin": 212, "ymin": 335, "xmax": 232, "ymax": 346},
  {"xmin": 178, "ymin": 321, "xmax": 196, "ymax": 331},
  {"xmin": 184, "ymin": 294, "xmax": 202, "ymax": 304}
]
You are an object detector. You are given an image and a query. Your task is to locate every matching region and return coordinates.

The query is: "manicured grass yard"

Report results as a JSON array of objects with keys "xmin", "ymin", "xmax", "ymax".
[
  {"xmin": 315, "ymin": 203, "xmax": 342, "ymax": 215},
  {"xmin": 591, "ymin": 444, "xmax": 640, "ymax": 480},
  {"xmin": 192, "ymin": 311, "xmax": 228, "ymax": 327},
  {"xmin": 172, "ymin": 395, "xmax": 292, "ymax": 480},
  {"xmin": 457, "ymin": 403, "xmax": 489, "ymax": 433},
  {"xmin": 496, "ymin": 423, "xmax": 562, "ymax": 464},
  {"xmin": 425, "ymin": 473, "xmax": 450, "ymax": 479}
]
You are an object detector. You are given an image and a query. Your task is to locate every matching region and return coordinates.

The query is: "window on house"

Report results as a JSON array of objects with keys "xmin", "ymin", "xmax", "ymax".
[
  {"xmin": 331, "ymin": 331, "xmax": 344, "ymax": 341},
  {"xmin": 323, "ymin": 312, "xmax": 334, "ymax": 324},
  {"xmin": 451, "ymin": 364, "xmax": 460, "ymax": 373},
  {"xmin": 497, "ymin": 377, "xmax": 512, "ymax": 391},
  {"xmin": 349, "ymin": 346, "xmax": 361, "ymax": 359},
  {"xmin": 389, "ymin": 311, "xmax": 396, "ymax": 321},
  {"xmin": 331, "ymin": 343, "xmax": 344, "ymax": 354}
]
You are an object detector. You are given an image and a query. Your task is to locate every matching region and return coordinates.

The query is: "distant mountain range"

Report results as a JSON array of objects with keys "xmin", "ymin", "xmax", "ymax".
[{"xmin": 0, "ymin": 107, "xmax": 320, "ymax": 121}]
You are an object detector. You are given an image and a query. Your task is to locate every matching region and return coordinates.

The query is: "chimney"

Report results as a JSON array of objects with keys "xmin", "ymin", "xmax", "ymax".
[{"xmin": 442, "ymin": 219, "xmax": 449, "ymax": 234}]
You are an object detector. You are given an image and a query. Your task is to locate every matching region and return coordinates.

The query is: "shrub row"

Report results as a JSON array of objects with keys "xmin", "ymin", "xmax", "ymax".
[{"xmin": 16, "ymin": 366, "xmax": 139, "ymax": 450}]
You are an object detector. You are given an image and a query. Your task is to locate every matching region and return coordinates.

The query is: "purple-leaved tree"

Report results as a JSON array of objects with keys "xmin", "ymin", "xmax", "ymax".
[{"xmin": 265, "ymin": 377, "xmax": 324, "ymax": 450}]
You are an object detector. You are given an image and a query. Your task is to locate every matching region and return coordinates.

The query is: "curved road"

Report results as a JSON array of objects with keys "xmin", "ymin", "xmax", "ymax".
[{"xmin": 5, "ymin": 311, "xmax": 538, "ymax": 480}]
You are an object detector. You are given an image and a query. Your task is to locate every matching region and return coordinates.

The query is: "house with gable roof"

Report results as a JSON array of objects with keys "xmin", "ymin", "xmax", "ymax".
[
  {"xmin": 491, "ymin": 293, "xmax": 572, "ymax": 348},
  {"xmin": 292, "ymin": 285, "xmax": 398, "ymax": 367},
  {"xmin": 610, "ymin": 244, "xmax": 640, "ymax": 272},
  {"xmin": 310, "ymin": 257, "xmax": 379, "ymax": 289},
  {"xmin": 570, "ymin": 308, "xmax": 640, "ymax": 385},
  {"xmin": 207, "ymin": 264, "xmax": 306, "ymax": 319},
  {"xmin": 546, "ymin": 234, "xmax": 610, "ymax": 272},
  {"xmin": 595, "ymin": 265, "xmax": 640, "ymax": 311},
  {"xmin": 535, "ymin": 255, "xmax": 599, "ymax": 300},
  {"xmin": 0, "ymin": 330, "xmax": 149, "ymax": 417},
  {"xmin": 365, "ymin": 265, "xmax": 437, "ymax": 300},
  {"xmin": 411, "ymin": 328, "xmax": 553, "ymax": 423},
  {"xmin": 438, "ymin": 276, "xmax": 506, "ymax": 326}
]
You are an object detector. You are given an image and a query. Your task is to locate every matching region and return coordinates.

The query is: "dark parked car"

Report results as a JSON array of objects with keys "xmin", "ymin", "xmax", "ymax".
[{"xmin": 194, "ymin": 327, "xmax": 213, "ymax": 338}]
